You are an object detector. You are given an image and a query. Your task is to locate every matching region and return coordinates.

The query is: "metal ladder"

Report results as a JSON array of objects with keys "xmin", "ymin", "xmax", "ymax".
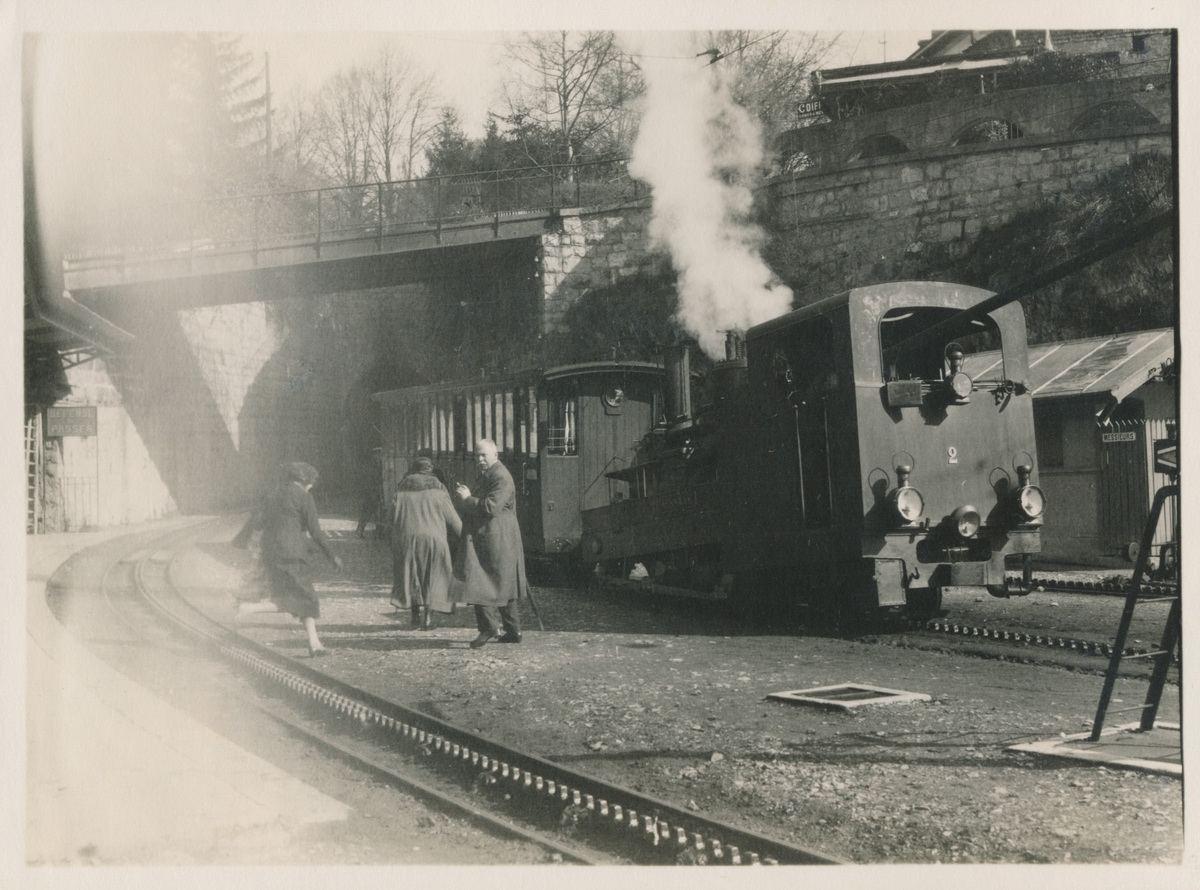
[{"xmin": 1089, "ymin": 474, "xmax": 1180, "ymax": 742}]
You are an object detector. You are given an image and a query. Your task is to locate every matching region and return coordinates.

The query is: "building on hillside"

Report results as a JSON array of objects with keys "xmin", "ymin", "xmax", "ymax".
[
  {"xmin": 972, "ymin": 328, "xmax": 1175, "ymax": 569},
  {"xmin": 810, "ymin": 29, "xmax": 1172, "ymax": 123}
]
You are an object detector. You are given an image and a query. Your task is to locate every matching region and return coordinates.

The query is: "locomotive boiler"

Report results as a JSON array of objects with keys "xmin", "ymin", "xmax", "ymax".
[{"xmin": 580, "ymin": 281, "xmax": 1045, "ymax": 618}]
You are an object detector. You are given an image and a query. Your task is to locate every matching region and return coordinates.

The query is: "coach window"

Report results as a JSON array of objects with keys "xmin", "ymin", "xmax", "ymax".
[{"xmin": 545, "ymin": 394, "xmax": 578, "ymax": 455}]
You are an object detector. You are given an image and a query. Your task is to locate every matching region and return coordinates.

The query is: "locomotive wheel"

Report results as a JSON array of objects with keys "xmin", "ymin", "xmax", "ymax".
[{"xmin": 905, "ymin": 586, "xmax": 943, "ymax": 621}]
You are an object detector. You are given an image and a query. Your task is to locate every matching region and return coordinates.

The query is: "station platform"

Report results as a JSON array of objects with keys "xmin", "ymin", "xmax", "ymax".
[{"xmin": 22, "ymin": 521, "xmax": 351, "ymax": 867}]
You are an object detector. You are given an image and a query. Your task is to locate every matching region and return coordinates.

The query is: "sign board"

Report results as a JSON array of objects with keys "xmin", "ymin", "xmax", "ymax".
[
  {"xmin": 46, "ymin": 406, "xmax": 97, "ymax": 438},
  {"xmin": 1154, "ymin": 439, "xmax": 1177, "ymax": 476},
  {"xmin": 797, "ymin": 99, "xmax": 823, "ymax": 117},
  {"xmin": 1101, "ymin": 431, "xmax": 1137, "ymax": 443}
]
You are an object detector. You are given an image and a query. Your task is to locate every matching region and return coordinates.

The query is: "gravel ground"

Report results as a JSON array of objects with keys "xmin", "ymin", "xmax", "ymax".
[{"xmin": 176, "ymin": 516, "xmax": 1185, "ymax": 866}]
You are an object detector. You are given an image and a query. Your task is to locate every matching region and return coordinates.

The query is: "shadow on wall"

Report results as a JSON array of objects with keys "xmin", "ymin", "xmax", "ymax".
[{"xmin": 104, "ymin": 304, "xmax": 255, "ymax": 514}]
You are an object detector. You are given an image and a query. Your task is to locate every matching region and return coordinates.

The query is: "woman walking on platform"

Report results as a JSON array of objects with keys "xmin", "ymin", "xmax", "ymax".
[{"xmin": 235, "ymin": 461, "xmax": 343, "ymax": 656}]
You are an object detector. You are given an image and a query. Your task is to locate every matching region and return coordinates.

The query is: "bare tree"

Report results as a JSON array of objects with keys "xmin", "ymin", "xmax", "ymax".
[
  {"xmin": 703, "ymin": 31, "xmax": 836, "ymax": 144},
  {"xmin": 311, "ymin": 47, "xmax": 440, "ymax": 189},
  {"xmin": 501, "ymin": 30, "xmax": 634, "ymax": 167},
  {"xmin": 314, "ymin": 66, "xmax": 375, "ymax": 188},
  {"xmin": 366, "ymin": 46, "xmax": 439, "ymax": 182},
  {"xmin": 272, "ymin": 86, "xmax": 323, "ymax": 185}
]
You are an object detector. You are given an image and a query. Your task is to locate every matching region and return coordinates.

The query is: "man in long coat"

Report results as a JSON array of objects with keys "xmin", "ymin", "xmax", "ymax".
[
  {"xmin": 391, "ymin": 457, "xmax": 462, "ymax": 629},
  {"xmin": 455, "ymin": 439, "xmax": 528, "ymax": 648}
]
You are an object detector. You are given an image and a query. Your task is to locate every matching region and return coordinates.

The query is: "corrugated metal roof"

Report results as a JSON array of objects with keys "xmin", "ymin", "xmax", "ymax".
[{"xmin": 969, "ymin": 329, "xmax": 1174, "ymax": 402}]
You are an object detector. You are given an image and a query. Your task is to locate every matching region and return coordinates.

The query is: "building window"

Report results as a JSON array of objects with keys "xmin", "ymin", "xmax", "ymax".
[{"xmin": 1132, "ymin": 34, "xmax": 1148, "ymax": 54}]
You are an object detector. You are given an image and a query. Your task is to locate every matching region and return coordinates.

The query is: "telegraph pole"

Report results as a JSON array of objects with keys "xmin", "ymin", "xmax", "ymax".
[{"xmin": 264, "ymin": 52, "xmax": 273, "ymax": 170}]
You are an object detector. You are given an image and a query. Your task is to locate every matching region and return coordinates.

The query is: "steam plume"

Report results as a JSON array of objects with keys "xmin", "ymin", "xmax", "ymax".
[{"xmin": 625, "ymin": 33, "xmax": 792, "ymax": 357}]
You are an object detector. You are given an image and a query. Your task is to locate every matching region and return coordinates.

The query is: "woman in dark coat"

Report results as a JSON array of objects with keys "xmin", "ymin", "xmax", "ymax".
[
  {"xmin": 454, "ymin": 439, "xmax": 529, "ymax": 647},
  {"xmin": 390, "ymin": 457, "xmax": 462, "ymax": 629},
  {"xmin": 235, "ymin": 462, "xmax": 343, "ymax": 656}
]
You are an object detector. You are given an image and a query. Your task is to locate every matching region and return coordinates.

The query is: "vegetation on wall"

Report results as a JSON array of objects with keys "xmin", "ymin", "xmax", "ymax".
[
  {"xmin": 767, "ymin": 152, "xmax": 1174, "ymax": 344},
  {"xmin": 543, "ymin": 270, "xmax": 688, "ymax": 366},
  {"xmin": 939, "ymin": 152, "xmax": 1174, "ymax": 342}
]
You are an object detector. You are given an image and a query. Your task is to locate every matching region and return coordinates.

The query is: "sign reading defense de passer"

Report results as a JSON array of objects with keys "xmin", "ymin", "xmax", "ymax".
[{"xmin": 46, "ymin": 406, "xmax": 97, "ymax": 437}]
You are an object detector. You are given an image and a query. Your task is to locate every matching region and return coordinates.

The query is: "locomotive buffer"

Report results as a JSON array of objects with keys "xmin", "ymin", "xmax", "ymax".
[{"xmin": 1088, "ymin": 432, "xmax": 1180, "ymax": 742}]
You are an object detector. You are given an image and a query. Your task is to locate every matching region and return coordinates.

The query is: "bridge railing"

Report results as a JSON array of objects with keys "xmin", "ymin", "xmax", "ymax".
[{"xmin": 63, "ymin": 156, "xmax": 644, "ymax": 268}]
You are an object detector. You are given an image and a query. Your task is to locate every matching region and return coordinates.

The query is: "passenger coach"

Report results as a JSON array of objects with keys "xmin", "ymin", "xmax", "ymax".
[{"xmin": 373, "ymin": 361, "xmax": 664, "ymax": 574}]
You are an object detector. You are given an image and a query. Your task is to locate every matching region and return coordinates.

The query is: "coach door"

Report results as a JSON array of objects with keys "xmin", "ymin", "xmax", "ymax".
[{"xmin": 1098, "ymin": 418, "xmax": 1149, "ymax": 554}]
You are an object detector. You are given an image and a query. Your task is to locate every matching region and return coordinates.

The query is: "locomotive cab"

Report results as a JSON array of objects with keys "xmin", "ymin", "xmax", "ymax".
[
  {"xmin": 864, "ymin": 286, "xmax": 1043, "ymax": 615},
  {"xmin": 734, "ymin": 281, "xmax": 1043, "ymax": 620}
]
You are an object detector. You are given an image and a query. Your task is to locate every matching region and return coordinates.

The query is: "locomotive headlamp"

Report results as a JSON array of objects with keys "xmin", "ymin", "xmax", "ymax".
[
  {"xmin": 1013, "ymin": 463, "xmax": 1046, "ymax": 522},
  {"xmin": 951, "ymin": 505, "xmax": 982, "ymax": 539},
  {"xmin": 889, "ymin": 463, "xmax": 925, "ymax": 523},
  {"xmin": 948, "ymin": 371, "xmax": 973, "ymax": 401},
  {"xmin": 945, "ymin": 343, "xmax": 972, "ymax": 402}
]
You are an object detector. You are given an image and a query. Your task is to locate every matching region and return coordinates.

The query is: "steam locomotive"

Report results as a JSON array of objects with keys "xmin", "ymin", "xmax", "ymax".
[
  {"xmin": 374, "ymin": 280, "xmax": 1045, "ymax": 618},
  {"xmin": 579, "ymin": 281, "xmax": 1044, "ymax": 618}
]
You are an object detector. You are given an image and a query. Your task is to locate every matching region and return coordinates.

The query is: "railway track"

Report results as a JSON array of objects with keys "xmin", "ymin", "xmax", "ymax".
[
  {"xmin": 1006, "ymin": 572, "xmax": 1176, "ymax": 598},
  {"xmin": 108, "ymin": 523, "xmax": 842, "ymax": 866},
  {"xmin": 899, "ymin": 615, "xmax": 1180, "ymax": 665}
]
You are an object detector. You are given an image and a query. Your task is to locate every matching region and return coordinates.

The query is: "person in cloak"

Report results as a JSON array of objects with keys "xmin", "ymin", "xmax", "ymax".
[
  {"xmin": 454, "ymin": 439, "xmax": 528, "ymax": 648},
  {"xmin": 390, "ymin": 456, "xmax": 462, "ymax": 629}
]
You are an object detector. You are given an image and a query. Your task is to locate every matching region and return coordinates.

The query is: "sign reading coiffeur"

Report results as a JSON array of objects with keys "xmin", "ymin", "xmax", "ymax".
[{"xmin": 46, "ymin": 406, "xmax": 97, "ymax": 437}]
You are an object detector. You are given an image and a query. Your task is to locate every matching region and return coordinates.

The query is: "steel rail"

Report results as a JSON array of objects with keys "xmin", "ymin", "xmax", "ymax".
[
  {"xmin": 81, "ymin": 532, "xmax": 599, "ymax": 864},
  {"xmin": 129, "ymin": 534, "xmax": 843, "ymax": 866},
  {"xmin": 898, "ymin": 616, "xmax": 1182, "ymax": 666},
  {"xmin": 1008, "ymin": 572, "xmax": 1177, "ymax": 598}
]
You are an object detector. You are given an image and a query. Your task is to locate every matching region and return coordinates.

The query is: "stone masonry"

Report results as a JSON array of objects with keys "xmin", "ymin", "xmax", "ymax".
[{"xmin": 769, "ymin": 130, "xmax": 1170, "ymax": 305}]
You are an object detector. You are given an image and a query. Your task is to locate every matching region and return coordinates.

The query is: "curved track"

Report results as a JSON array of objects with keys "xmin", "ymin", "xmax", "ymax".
[{"xmin": 116, "ymin": 522, "xmax": 843, "ymax": 866}]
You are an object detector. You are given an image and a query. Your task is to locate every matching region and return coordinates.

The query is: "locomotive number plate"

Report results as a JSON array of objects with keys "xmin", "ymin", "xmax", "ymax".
[{"xmin": 947, "ymin": 445, "xmax": 958, "ymax": 465}]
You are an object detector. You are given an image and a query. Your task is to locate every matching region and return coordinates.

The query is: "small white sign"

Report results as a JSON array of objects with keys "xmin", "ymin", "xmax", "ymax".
[{"xmin": 1102, "ymin": 431, "xmax": 1137, "ymax": 443}]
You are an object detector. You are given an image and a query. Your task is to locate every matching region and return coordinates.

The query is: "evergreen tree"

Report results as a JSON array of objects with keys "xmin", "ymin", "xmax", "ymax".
[
  {"xmin": 424, "ymin": 109, "xmax": 475, "ymax": 177},
  {"xmin": 172, "ymin": 34, "xmax": 270, "ymax": 196}
]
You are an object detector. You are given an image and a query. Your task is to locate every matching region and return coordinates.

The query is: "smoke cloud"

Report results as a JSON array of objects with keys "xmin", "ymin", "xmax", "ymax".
[{"xmin": 625, "ymin": 33, "xmax": 793, "ymax": 357}]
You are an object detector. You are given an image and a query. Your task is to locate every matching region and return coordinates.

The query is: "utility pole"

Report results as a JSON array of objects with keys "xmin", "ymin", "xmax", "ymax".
[{"xmin": 264, "ymin": 52, "xmax": 273, "ymax": 170}]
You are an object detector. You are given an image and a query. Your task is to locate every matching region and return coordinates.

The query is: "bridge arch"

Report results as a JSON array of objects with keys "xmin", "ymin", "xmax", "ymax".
[
  {"xmin": 1070, "ymin": 100, "xmax": 1159, "ymax": 132},
  {"xmin": 849, "ymin": 134, "xmax": 909, "ymax": 162},
  {"xmin": 950, "ymin": 118, "xmax": 1026, "ymax": 146}
]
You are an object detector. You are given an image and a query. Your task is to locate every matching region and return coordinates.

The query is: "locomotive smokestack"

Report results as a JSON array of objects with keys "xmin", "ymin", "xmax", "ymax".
[
  {"xmin": 662, "ymin": 341, "xmax": 695, "ymax": 437},
  {"xmin": 711, "ymin": 329, "xmax": 748, "ymax": 409},
  {"xmin": 724, "ymin": 329, "xmax": 745, "ymax": 361}
]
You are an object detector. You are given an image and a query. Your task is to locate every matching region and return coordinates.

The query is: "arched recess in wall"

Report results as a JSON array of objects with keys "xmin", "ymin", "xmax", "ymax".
[
  {"xmin": 951, "ymin": 118, "xmax": 1025, "ymax": 146},
  {"xmin": 343, "ymin": 355, "xmax": 427, "ymax": 475},
  {"xmin": 1070, "ymin": 100, "xmax": 1159, "ymax": 133},
  {"xmin": 849, "ymin": 134, "xmax": 909, "ymax": 161},
  {"xmin": 780, "ymin": 149, "xmax": 816, "ymax": 174}
]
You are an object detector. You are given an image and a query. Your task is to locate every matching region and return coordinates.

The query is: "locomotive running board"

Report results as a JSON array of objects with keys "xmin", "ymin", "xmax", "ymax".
[{"xmin": 767, "ymin": 683, "xmax": 931, "ymax": 711}]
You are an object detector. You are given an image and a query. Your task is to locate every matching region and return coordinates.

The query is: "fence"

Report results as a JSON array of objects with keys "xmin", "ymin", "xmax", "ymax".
[
  {"xmin": 26, "ymin": 415, "xmax": 42, "ymax": 533},
  {"xmin": 63, "ymin": 157, "xmax": 642, "ymax": 268}
]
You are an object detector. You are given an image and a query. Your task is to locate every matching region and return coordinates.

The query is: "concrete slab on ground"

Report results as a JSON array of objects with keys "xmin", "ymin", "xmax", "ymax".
[{"xmin": 1008, "ymin": 722, "xmax": 1181, "ymax": 776}]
